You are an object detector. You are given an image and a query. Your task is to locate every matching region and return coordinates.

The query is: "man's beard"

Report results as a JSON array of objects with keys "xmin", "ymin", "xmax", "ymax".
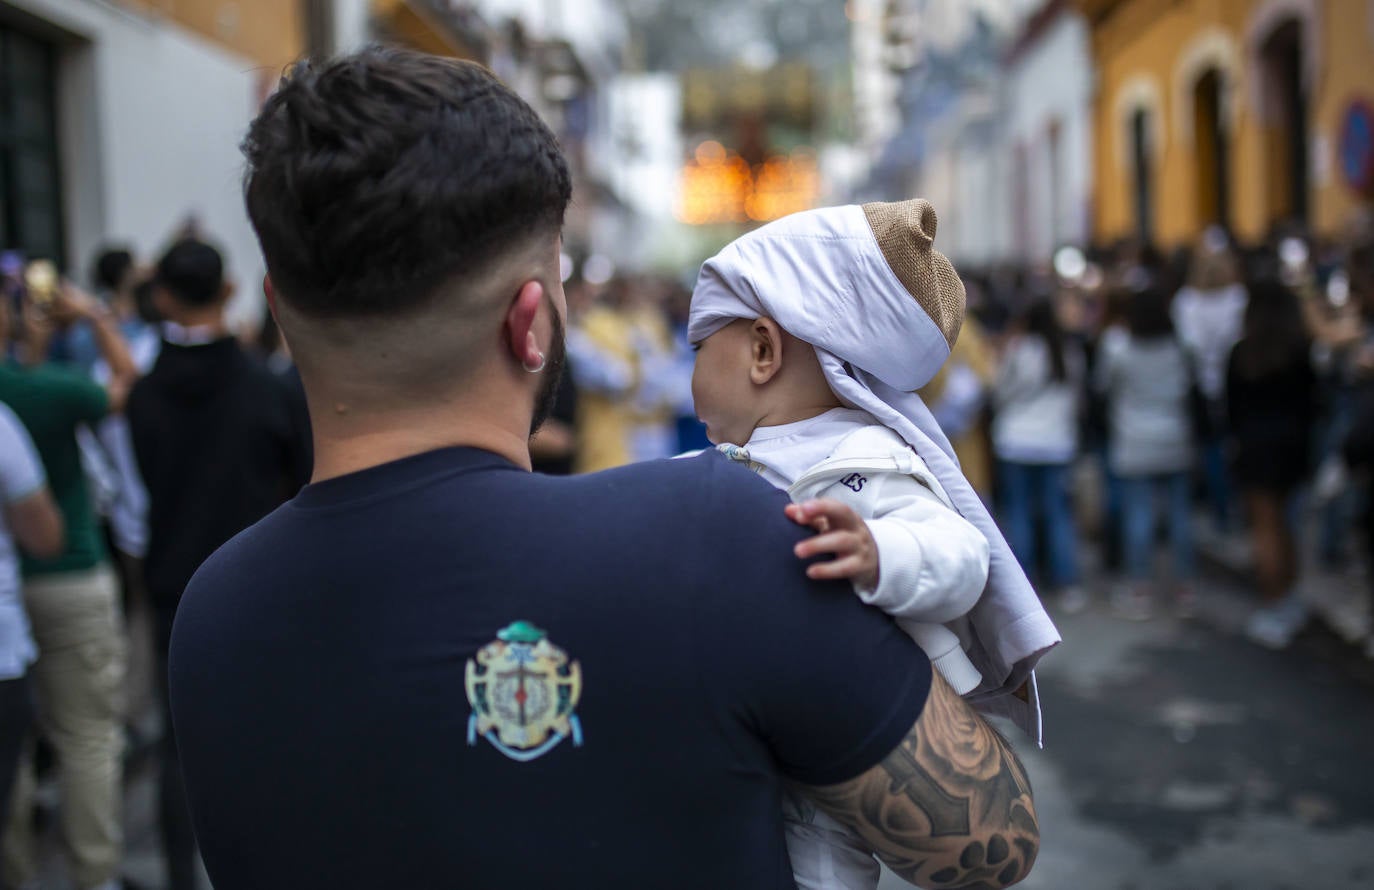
[{"xmin": 529, "ymin": 296, "xmax": 567, "ymax": 438}]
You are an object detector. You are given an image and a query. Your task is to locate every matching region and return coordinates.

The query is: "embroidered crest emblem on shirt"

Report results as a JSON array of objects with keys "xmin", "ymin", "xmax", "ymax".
[{"xmin": 465, "ymin": 621, "xmax": 583, "ymax": 762}]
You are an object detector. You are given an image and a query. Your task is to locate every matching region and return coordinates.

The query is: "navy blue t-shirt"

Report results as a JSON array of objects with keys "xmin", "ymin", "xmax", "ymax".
[{"xmin": 169, "ymin": 447, "xmax": 930, "ymax": 889}]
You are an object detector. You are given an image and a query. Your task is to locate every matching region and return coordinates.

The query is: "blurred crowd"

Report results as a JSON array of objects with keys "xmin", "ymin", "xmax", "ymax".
[
  {"xmin": 946, "ymin": 215, "xmax": 1374, "ymax": 655},
  {"xmin": 548, "ymin": 215, "xmax": 1374, "ymax": 664},
  {"xmin": 1, "ymin": 231, "xmax": 308, "ymax": 890},
  {"xmin": 0, "ymin": 207, "xmax": 1372, "ymax": 888}
]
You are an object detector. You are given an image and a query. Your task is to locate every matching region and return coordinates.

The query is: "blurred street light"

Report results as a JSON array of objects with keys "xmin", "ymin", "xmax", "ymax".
[
  {"xmin": 675, "ymin": 142, "xmax": 820, "ymax": 226},
  {"xmin": 1053, "ymin": 246, "xmax": 1087, "ymax": 282},
  {"xmin": 583, "ymin": 254, "xmax": 615, "ymax": 285}
]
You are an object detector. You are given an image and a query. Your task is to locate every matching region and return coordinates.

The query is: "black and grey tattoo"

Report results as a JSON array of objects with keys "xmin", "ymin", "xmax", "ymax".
[{"xmin": 799, "ymin": 675, "xmax": 1040, "ymax": 889}]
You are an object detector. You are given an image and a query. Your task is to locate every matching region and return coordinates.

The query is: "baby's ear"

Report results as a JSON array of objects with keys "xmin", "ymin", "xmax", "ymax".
[{"xmin": 749, "ymin": 317, "xmax": 785, "ymax": 385}]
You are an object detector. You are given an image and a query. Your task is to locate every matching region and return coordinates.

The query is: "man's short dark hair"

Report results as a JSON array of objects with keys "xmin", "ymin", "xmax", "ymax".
[
  {"xmin": 241, "ymin": 46, "xmax": 572, "ymax": 319},
  {"xmin": 92, "ymin": 247, "xmax": 135, "ymax": 293},
  {"xmin": 156, "ymin": 239, "xmax": 225, "ymax": 307}
]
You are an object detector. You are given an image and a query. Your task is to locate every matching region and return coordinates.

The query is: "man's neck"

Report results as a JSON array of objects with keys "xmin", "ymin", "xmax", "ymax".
[
  {"xmin": 305, "ymin": 397, "xmax": 534, "ymax": 483},
  {"xmin": 163, "ymin": 307, "xmax": 228, "ymax": 340}
]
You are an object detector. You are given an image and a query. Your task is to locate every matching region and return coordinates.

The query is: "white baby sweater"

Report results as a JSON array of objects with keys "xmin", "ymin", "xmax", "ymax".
[{"xmin": 734, "ymin": 408, "xmax": 990, "ymax": 694}]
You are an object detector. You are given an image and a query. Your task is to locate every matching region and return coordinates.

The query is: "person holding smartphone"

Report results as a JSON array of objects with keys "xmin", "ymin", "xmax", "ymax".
[{"xmin": 0, "ymin": 277, "xmax": 137, "ymax": 890}]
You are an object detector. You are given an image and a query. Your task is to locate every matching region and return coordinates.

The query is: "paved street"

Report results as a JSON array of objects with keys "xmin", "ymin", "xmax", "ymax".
[{"xmin": 885, "ymin": 567, "xmax": 1374, "ymax": 890}]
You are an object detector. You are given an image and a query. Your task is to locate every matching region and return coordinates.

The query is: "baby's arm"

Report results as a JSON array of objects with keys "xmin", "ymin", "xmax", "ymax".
[
  {"xmin": 787, "ymin": 472, "xmax": 989, "ymax": 625},
  {"xmin": 861, "ymin": 472, "xmax": 989, "ymax": 623}
]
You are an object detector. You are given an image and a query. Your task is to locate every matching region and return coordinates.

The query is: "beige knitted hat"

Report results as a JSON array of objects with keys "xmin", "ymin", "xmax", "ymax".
[{"xmin": 861, "ymin": 199, "xmax": 966, "ymax": 349}]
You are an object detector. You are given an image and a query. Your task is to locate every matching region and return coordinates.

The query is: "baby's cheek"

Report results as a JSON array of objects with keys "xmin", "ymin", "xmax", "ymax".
[{"xmin": 689, "ymin": 371, "xmax": 707, "ymax": 415}]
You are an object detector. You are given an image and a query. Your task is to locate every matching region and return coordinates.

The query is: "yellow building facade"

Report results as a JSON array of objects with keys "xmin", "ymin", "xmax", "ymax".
[
  {"xmin": 110, "ymin": 1, "xmax": 481, "ymax": 72},
  {"xmin": 368, "ymin": 0, "xmax": 486, "ymax": 59},
  {"xmin": 115, "ymin": 0, "xmax": 307, "ymax": 67},
  {"xmin": 1077, "ymin": 0, "xmax": 1374, "ymax": 249}
]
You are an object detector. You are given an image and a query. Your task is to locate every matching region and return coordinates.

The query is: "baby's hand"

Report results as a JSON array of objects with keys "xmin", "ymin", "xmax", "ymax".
[{"xmin": 784, "ymin": 499, "xmax": 879, "ymax": 590}]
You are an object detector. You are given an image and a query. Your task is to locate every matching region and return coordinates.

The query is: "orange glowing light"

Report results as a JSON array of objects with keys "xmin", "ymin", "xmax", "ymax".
[
  {"xmin": 694, "ymin": 140, "xmax": 727, "ymax": 165},
  {"xmin": 675, "ymin": 149, "xmax": 821, "ymax": 226}
]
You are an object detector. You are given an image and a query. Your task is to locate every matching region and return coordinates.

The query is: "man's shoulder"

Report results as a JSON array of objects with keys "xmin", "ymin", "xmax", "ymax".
[
  {"xmin": 180, "ymin": 502, "xmax": 289, "ymax": 597},
  {"xmin": 5, "ymin": 362, "xmax": 93, "ymax": 393},
  {"xmin": 0, "ymin": 363, "xmax": 103, "ymax": 421},
  {"xmin": 578, "ymin": 450, "xmax": 789, "ymax": 514}
]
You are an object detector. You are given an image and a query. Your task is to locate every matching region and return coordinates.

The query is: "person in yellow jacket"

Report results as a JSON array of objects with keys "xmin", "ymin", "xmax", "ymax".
[
  {"xmin": 919, "ymin": 314, "xmax": 996, "ymax": 499},
  {"xmin": 567, "ymin": 280, "xmax": 678, "ymax": 473}
]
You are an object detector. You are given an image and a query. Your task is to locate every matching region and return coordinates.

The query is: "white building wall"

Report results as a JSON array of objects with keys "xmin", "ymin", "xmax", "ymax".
[
  {"xmin": 332, "ymin": 0, "xmax": 373, "ymax": 55},
  {"xmin": 917, "ymin": 146, "xmax": 959, "ymax": 257},
  {"xmin": 849, "ymin": 0, "xmax": 900, "ymax": 161},
  {"xmin": 955, "ymin": 141, "xmax": 1006, "ymax": 267},
  {"xmin": 5, "ymin": 0, "xmax": 272, "ymax": 328},
  {"xmin": 596, "ymin": 73, "xmax": 681, "ymax": 224},
  {"xmin": 478, "ymin": 0, "xmax": 624, "ymax": 77},
  {"xmin": 1002, "ymin": 11, "xmax": 1094, "ymax": 261},
  {"xmin": 586, "ymin": 72, "xmax": 680, "ymax": 270},
  {"xmin": 916, "ymin": 92, "xmax": 1010, "ymax": 268}
]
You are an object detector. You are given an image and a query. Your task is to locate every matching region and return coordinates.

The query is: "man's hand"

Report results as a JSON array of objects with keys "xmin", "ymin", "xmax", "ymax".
[
  {"xmin": 785, "ymin": 498, "xmax": 879, "ymax": 590},
  {"xmin": 53, "ymin": 279, "xmax": 139, "ymax": 412},
  {"xmin": 16, "ymin": 298, "xmax": 56, "ymax": 366},
  {"xmin": 797, "ymin": 672, "xmax": 1040, "ymax": 889},
  {"xmin": 46, "ymin": 281, "xmax": 103, "ymax": 327}
]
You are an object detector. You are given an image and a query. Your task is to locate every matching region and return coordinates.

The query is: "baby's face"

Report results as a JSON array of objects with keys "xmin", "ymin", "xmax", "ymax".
[{"xmin": 691, "ymin": 319, "xmax": 759, "ymax": 446}]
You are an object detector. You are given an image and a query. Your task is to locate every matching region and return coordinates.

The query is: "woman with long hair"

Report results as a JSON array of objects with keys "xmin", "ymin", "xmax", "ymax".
[
  {"xmin": 1096, "ymin": 286, "xmax": 1196, "ymax": 619},
  {"xmin": 992, "ymin": 299, "xmax": 1086, "ymax": 610},
  {"xmin": 1172, "ymin": 230, "xmax": 1247, "ymax": 532},
  {"xmin": 1226, "ymin": 278, "xmax": 1317, "ymax": 648}
]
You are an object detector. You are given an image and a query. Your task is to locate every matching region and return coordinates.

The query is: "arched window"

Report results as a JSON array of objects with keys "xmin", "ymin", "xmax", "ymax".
[
  {"xmin": 1193, "ymin": 68, "xmax": 1231, "ymax": 230},
  {"xmin": 1114, "ymin": 75, "xmax": 1163, "ymax": 246},
  {"xmin": 1258, "ymin": 18, "xmax": 1309, "ymax": 224},
  {"xmin": 0, "ymin": 23, "xmax": 64, "ymax": 264},
  {"xmin": 1131, "ymin": 107, "xmax": 1154, "ymax": 243}
]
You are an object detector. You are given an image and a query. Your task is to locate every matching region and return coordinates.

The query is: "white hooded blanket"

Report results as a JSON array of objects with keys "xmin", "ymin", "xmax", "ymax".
[{"xmin": 688, "ymin": 199, "xmax": 1061, "ymax": 742}]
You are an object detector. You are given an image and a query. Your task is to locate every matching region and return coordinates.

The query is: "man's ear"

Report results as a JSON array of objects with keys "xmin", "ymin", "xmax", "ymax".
[
  {"xmin": 504, "ymin": 280, "xmax": 546, "ymax": 370},
  {"xmin": 749, "ymin": 317, "xmax": 785, "ymax": 385},
  {"xmin": 264, "ymin": 275, "xmax": 278, "ymax": 322}
]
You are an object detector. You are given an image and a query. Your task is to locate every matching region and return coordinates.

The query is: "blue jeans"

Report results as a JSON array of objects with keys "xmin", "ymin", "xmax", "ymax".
[
  {"xmin": 1095, "ymin": 445, "xmax": 1124, "ymax": 572},
  {"xmin": 1201, "ymin": 436, "xmax": 1233, "ymax": 532},
  {"xmin": 998, "ymin": 461, "xmax": 1081, "ymax": 589},
  {"xmin": 1119, "ymin": 472, "xmax": 1195, "ymax": 581},
  {"xmin": 1317, "ymin": 390, "xmax": 1354, "ymax": 565}
]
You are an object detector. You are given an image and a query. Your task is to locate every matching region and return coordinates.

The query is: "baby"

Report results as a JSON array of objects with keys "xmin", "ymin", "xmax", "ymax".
[{"xmin": 688, "ymin": 199, "xmax": 1060, "ymax": 890}]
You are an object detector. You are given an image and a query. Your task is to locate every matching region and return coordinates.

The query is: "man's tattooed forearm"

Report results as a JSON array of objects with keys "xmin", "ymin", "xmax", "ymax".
[{"xmin": 800, "ymin": 678, "xmax": 1040, "ymax": 889}]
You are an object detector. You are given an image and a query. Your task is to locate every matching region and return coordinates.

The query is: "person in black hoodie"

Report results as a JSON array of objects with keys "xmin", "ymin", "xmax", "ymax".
[{"xmin": 126, "ymin": 238, "xmax": 309, "ymax": 890}]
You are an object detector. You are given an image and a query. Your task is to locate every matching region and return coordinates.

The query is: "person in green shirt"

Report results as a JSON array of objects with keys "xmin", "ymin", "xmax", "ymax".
[{"xmin": 0, "ymin": 280, "xmax": 137, "ymax": 890}]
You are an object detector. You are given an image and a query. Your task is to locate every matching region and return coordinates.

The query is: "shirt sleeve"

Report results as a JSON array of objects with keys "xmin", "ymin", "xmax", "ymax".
[
  {"xmin": 44, "ymin": 366, "xmax": 110, "ymax": 425},
  {"xmin": 698, "ymin": 458, "xmax": 932, "ymax": 787},
  {"xmin": 855, "ymin": 472, "xmax": 990, "ymax": 625},
  {"xmin": 0, "ymin": 404, "xmax": 47, "ymax": 504}
]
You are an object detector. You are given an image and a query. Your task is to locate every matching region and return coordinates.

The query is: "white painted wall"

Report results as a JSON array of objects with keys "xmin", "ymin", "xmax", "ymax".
[
  {"xmin": 915, "ymin": 92, "xmax": 1011, "ymax": 268},
  {"xmin": 595, "ymin": 73, "xmax": 681, "ymax": 224},
  {"xmin": 582, "ymin": 72, "xmax": 680, "ymax": 269},
  {"xmin": 849, "ymin": 0, "xmax": 899, "ymax": 161},
  {"xmin": 478, "ymin": 0, "xmax": 624, "ymax": 77},
  {"xmin": 332, "ymin": 0, "xmax": 373, "ymax": 55},
  {"xmin": 1002, "ymin": 11, "xmax": 1094, "ymax": 260},
  {"xmin": 5, "ymin": 0, "xmax": 271, "ymax": 328},
  {"xmin": 954, "ymin": 138, "xmax": 1009, "ymax": 267}
]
